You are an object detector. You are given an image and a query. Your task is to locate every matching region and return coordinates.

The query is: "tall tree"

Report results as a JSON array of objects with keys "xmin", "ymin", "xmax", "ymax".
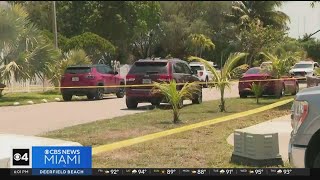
[{"xmin": 225, "ymin": 1, "xmax": 290, "ymax": 30}]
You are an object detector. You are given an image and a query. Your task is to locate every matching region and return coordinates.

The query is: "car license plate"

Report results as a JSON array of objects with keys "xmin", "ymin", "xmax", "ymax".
[
  {"xmin": 142, "ymin": 79, "xmax": 151, "ymax": 84},
  {"xmin": 72, "ymin": 77, "xmax": 79, "ymax": 81}
]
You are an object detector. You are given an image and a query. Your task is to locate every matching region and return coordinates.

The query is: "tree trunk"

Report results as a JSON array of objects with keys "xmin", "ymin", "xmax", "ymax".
[
  {"xmin": 173, "ymin": 109, "xmax": 180, "ymax": 124},
  {"xmin": 219, "ymin": 87, "xmax": 225, "ymax": 112},
  {"xmin": 256, "ymin": 96, "xmax": 259, "ymax": 104}
]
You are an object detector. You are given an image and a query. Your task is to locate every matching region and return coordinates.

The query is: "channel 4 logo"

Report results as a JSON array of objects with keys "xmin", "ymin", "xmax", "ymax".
[
  {"xmin": 32, "ymin": 146, "xmax": 92, "ymax": 169},
  {"xmin": 12, "ymin": 149, "xmax": 30, "ymax": 166}
]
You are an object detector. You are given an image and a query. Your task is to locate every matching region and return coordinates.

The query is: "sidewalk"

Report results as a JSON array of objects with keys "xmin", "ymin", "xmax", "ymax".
[{"xmin": 227, "ymin": 114, "xmax": 292, "ymax": 161}]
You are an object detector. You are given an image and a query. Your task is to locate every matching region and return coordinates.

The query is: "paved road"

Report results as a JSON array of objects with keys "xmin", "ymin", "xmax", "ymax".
[{"xmin": 0, "ymin": 82, "xmax": 240, "ymax": 135}]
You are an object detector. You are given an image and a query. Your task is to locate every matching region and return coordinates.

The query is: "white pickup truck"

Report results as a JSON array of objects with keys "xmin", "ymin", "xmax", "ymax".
[{"xmin": 189, "ymin": 62, "xmax": 217, "ymax": 88}]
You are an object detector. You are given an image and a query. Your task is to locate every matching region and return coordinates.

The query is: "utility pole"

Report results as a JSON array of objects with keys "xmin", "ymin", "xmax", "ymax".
[{"xmin": 52, "ymin": 1, "xmax": 58, "ymax": 49}]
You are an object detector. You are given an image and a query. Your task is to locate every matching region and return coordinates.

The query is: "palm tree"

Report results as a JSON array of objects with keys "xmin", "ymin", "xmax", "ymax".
[
  {"xmin": 251, "ymin": 82, "xmax": 264, "ymax": 104},
  {"xmin": 188, "ymin": 52, "xmax": 248, "ymax": 112},
  {"xmin": 46, "ymin": 49, "xmax": 92, "ymax": 87},
  {"xmin": 0, "ymin": 4, "xmax": 58, "ymax": 85},
  {"xmin": 151, "ymin": 80, "xmax": 201, "ymax": 123},
  {"xmin": 189, "ymin": 34, "xmax": 215, "ymax": 57},
  {"xmin": 260, "ymin": 51, "xmax": 302, "ymax": 79},
  {"xmin": 225, "ymin": 1, "xmax": 290, "ymax": 30}
]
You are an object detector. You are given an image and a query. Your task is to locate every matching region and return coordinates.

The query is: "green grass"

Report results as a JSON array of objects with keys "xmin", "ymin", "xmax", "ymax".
[
  {"xmin": 0, "ymin": 90, "xmax": 62, "ymax": 107},
  {"xmin": 42, "ymin": 96, "xmax": 293, "ymax": 168}
]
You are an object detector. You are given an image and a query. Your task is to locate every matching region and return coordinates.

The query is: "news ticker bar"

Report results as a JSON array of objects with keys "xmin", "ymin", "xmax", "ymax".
[{"xmin": 1, "ymin": 168, "xmax": 316, "ymax": 176}]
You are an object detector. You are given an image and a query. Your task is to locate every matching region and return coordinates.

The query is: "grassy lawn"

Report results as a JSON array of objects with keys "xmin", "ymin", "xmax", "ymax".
[
  {"xmin": 0, "ymin": 90, "xmax": 62, "ymax": 107},
  {"xmin": 42, "ymin": 96, "xmax": 293, "ymax": 168}
]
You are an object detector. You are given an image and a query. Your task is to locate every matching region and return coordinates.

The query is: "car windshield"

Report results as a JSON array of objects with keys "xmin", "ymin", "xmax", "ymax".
[
  {"xmin": 293, "ymin": 64, "xmax": 313, "ymax": 69},
  {"xmin": 65, "ymin": 67, "xmax": 92, "ymax": 74},
  {"xmin": 245, "ymin": 68, "xmax": 262, "ymax": 74},
  {"xmin": 129, "ymin": 61, "xmax": 168, "ymax": 74},
  {"xmin": 190, "ymin": 66, "xmax": 204, "ymax": 72}
]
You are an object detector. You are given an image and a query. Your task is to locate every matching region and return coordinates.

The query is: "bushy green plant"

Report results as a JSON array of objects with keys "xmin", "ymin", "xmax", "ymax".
[
  {"xmin": 315, "ymin": 68, "xmax": 320, "ymax": 76},
  {"xmin": 251, "ymin": 82, "xmax": 264, "ymax": 104},
  {"xmin": 188, "ymin": 52, "xmax": 248, "ymax": 112},
  {"xmin": 151, "ymin": 80, "xmax": 201, "ymax": 123},
  {"xmin": 64, "ymin": 32, "xmax": 116, "ymax": 63},
  {"xmin": 230, "ymin": 64, "xmax": 250, "ymax": 79}
]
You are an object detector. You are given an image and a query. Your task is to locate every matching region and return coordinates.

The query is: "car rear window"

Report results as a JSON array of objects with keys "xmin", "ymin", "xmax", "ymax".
[
  {"xmin": 190, "ymin": 65, "xmax": 204, "ymax": 72},
  {"xmin": 129, "ymin": 61, "xmax": 168, "ymax": 74},
  {"xmin": 245, "ymin": 68, "xmax": 262, "ymax": 74},
  {"xmin": 65, "ymin": 67, "xmax": 92, "ymax": 74},
  {"xmin": 293, "ymin": 64, "xmax": 313, "ymax": 69}
]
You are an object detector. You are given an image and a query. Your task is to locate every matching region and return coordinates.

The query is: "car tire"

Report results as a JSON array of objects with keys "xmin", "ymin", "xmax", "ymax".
[
  {"xmin": 276, "ymin": 84, "xmax": 285, "ymax": 99},
  {"xmin": 116, "ymin": 86, "xmax": 125, "ymax": 98},
  {"xmin": 178, "ymin": 99, "xmax": 184, "ymax": 109},
  {"xmin": 126, "ymin": 98, "xmax": 138, "ymax": 109},
  {"xmin": 240, "ymin": 93, "xmax": 247, "ymax": 98},
  {"xmin": 151, "ymin": 101, "xmax": 160, "ymax": 106},
  {"xmin": 192, "ymin": 90, "xmax": 202, "ymax": 104},
  {"xmin": 313, "ymin": 152, "xmax": 320, "ymax": 168},
  {"xmin": 203, "ymin": 77, "xmax": 208, "ymax": 88},
  {"xmin": 87, "ymin": 94, "xmax": 95, "ymax": 100},
  {"xmin": 62, "ymin": 93, "xmax": 72, "ymax": 101},
  {"xmin": 292, "ymin": 83, "xmax": 299, "ymax": 95},
  {"xmin": 94, "ymin": 87, "xmax": 104, "ymax": 100}
]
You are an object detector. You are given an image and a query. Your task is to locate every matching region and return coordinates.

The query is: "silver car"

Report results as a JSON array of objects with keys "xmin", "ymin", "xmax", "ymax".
[{"xmin": 289, "ymin": 85, "xmax": 320, "ymax": 167}]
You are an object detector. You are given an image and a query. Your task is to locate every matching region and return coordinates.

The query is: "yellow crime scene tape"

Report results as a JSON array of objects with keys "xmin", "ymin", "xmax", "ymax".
[
  {"xmin": 0, "ymin": 77, "xmax": 306, "ymax": 91},
  {"xmin": 91, "ymin": 98, "xmax": 294, "ymax": 155}
]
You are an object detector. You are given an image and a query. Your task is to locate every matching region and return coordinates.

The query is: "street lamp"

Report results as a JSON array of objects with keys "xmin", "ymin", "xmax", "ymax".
[{"xmin": 52, "ymin": 1, "xmax": 58, "ymax": 49}]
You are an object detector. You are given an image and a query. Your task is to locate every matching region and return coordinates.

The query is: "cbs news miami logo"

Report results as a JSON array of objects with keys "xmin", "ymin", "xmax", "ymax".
[{"xmin": 11, "ymin": 146, "xmax": 92, "ymax": 173}]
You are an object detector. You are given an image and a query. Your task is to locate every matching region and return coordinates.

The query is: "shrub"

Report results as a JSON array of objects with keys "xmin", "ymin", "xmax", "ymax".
[
  {"xmin": 64, "ymin": 32, "xmax": 116, "ymax": 63},
  {"xmin": 230, "ymin": 64, "xmax": 250, "ymax": 79}
]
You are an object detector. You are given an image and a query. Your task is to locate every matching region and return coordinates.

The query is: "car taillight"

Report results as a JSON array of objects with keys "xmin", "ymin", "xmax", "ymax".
[
  {"xmin": 291, "ymin": 101, "xmax": 308, "ymax": 134},
  {"xmin": 86, "ymin": 74, "xmax": 95, "ymax": 79},
  {"xmin": 126, "ymin": 75, "xmax": 136, "ymax": 82},
  {"xmin": 158, "ymin": 74, "xmax": 172, "ymax": 82}
]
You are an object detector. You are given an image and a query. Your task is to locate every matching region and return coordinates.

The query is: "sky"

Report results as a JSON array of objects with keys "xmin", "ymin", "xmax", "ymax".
[{"xmin": 280, "ymin": 1, "xmax": 320, "ymax": 39}]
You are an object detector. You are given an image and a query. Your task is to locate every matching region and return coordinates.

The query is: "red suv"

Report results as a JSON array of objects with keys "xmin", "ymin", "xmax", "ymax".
[
  {"xmin": 125, "ymin": 58, "xmax": 202, "ymax": 109},
  {"xmin": 60, "ymin": 64, "xmax": 125, "ymax": 101}
]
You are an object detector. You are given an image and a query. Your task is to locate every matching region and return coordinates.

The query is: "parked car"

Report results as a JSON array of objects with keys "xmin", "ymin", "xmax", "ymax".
[
  {"xmin": 238, "ymin": 67, "xmax": 299, "ymax": 98},
  {"xmin": 260, "ymin": 61, "xmax": 272, "ymax": 69},
  {"xmin": 60, "ymin": 64, "xmax": 125, "ymax": 101},
  {"xmin": 289, "ymin": 61, "xmax": 320, "ymax": 80},
  {"xmin": 189, "ymin": 62, "xmax": 214, "ymax": 87},
  {"xmin": 125, "ymin": 58, "xmax": 202, "ymax": 109},
  {"xmin": 0, "ymin": 83, "xmax": 5, "ymax": 96},
  {"xmin": 289, "ymin": 86, "xmax": 320, "ymax": 168}
]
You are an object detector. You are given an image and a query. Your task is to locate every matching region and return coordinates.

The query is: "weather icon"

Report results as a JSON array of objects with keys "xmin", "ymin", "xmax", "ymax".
[
  {"xmin": 220, "ymin": 169, "xmax": 225, "ymax": 174},
  {"xmin": 277, "ymin": 169, "xmax": 283, "ymax": 174},
  {"xmin": 249, "ymin": 170, "xmax": 254, "ymax": 174},
  {"xmin": 132, "ymin": 169, "xmax": 137, "ymax": 174}
]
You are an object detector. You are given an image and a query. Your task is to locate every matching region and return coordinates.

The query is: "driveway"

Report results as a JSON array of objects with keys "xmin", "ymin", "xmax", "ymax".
[{"xmin": 0, "ymin": 82, "xmax": 240, "ymax": 135}]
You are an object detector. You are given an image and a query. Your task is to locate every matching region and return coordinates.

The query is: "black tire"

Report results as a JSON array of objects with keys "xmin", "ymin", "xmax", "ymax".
[
  {"xmin": 203, "ymin": 77, "xmax": 209, "ymax": 88},
  {"xmin": 87, "ymin": 94, "xmax": 95, "ymax": 100},
  {"xmin": 94, "ymin": 87, "xmax": 104, "ymax": 100},
  {"xmin": 313, "ymin": 152, "xmax": 320, "ymax": 168},
  {"xmin": 126, "ymin": 98, "xmax": 138, "ymax": 109},
  {"xmin": 151, "ymin": 101, "xmax": 160, "ymax": 106},
  {"xmin": 62, "ymin": 93, "xmax": 72, "ymax": 101},
  {"xmin": 192, "ymin": 90, "xmax": 202, "ymax": 104},
  {"xmin": 116, "ymin": 86, "xmax": 125, "ymax": 98},
  {"xmin": 240, "ymin": 93, "xmax": 247, "ymax": 98},
  {"xmin": 178, "ymin": 99, "xmax": 183, "ymax": 109},
  {"xmin": 276, "ymin": 84, "xmax": 285, "ymax": 99},
  {"xmin": 292, "ymin": 83, "xmax": 299, "ymax": 95}
]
